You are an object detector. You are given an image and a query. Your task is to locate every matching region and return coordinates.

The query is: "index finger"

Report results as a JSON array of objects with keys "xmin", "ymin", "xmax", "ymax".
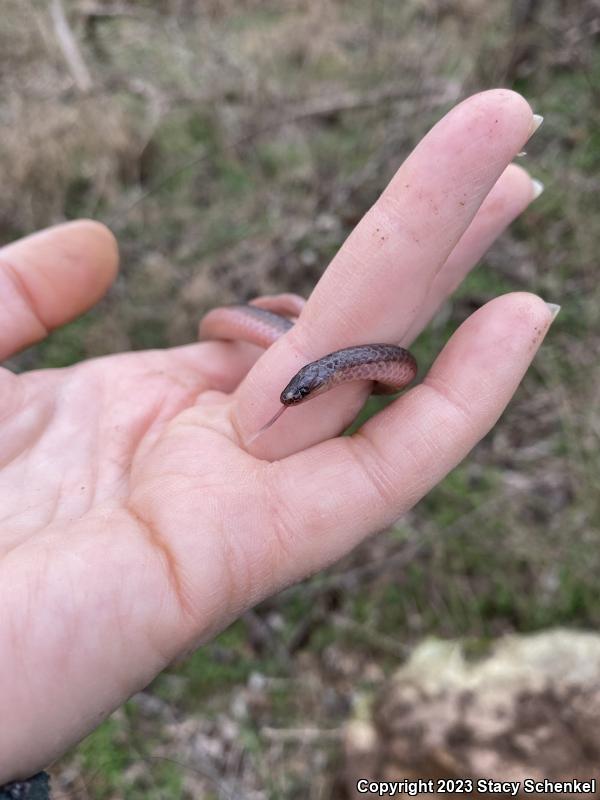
[{"xmin": 233, "ymin": 90, "xmax": 538, "ymax": 458}]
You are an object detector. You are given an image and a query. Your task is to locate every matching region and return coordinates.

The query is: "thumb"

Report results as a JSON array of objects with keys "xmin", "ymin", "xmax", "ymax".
[{"xmin": 0, "ymin": 220, "xmax": 118, "ymax": 360}]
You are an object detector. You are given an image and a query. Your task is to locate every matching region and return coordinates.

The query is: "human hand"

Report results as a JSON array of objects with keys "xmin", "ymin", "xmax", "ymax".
[{"xmin": 0, "ymin": 89, "xmax": 555, "ymax": 781}]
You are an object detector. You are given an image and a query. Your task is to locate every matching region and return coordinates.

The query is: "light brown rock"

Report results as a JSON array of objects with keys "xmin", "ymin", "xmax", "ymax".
[{"xmin": 345, "ymin": 631, "xmax": 600, "ymax": 798}]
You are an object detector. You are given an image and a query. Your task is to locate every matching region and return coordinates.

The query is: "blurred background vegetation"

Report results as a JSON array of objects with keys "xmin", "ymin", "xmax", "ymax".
[{"xmin": 2, "ymin": 0, "xmax": 599, "ymax": 796}]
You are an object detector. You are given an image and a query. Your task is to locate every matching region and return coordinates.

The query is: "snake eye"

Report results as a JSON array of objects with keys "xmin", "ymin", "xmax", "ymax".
[
  {"xmin": 281, "ymin": 380, "xmax": 313, "ymax": 404},
  {"xmin": 281, "ymin": 363, "xmax": 324, "ymax": 405}
]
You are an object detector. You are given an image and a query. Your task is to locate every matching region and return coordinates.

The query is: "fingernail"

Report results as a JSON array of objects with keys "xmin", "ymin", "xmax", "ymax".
[
  {"xmin": 529, "ymin": 113, "xmax": 544, "ymax": 136},
  {"xmin": 517, "ymin": 150, "xmax": 527, "ymax": 157},
  {"xmin": 545, "ymin": 302, "xmax": 561, "ymax": 322},
  {"xmin": 531, "ymin": 178, "xmax": 544, "ymax": 199}
]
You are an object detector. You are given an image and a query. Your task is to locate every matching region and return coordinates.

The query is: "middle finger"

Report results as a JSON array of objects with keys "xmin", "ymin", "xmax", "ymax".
[{"xmin": 234, "ymin": 89, "xmax": 537, "ymax": 458}]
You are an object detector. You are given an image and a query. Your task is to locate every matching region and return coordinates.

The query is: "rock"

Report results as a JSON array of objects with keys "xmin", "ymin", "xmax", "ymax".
[{"xmin": 345, "ymin": 630, "xmax": 600, "ymax": 798}]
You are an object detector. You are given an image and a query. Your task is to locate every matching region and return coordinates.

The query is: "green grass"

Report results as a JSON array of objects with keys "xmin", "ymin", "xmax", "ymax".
[
  {"xmin": 78, "ymin": 714, "xmax": 184, "ymax": 799},
  {"xmin": 36, "ymin": 316, "xmax": 94, "ymax": 368},
  {"xmin": 78, "ymin": 716, "xmax": 130, "ymax": 792},
  {"xmin": 152, "ymin": 621, "xmax": 275, "ymax": 708}
]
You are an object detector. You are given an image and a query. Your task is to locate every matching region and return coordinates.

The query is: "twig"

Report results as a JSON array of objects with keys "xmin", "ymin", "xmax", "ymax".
[
  {"xmin": 331, "ymin": 613, "xmax": 409, "ymax": 658},
  {"xmin": 280, "ymin": 80, "xmax": 461, "ymax": 126},
  {"xmin": 50, "ymin": 0, "xmax": 93, "ymax": 92},
  {"xmin": 261, "ymin": 727, "xmax": 342, "ymax": 743}
]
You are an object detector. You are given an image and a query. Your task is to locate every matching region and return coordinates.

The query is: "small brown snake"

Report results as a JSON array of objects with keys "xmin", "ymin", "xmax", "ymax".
[{"xmin": 199, "ymin": 293, "xmax": 418, "ymax": 441}]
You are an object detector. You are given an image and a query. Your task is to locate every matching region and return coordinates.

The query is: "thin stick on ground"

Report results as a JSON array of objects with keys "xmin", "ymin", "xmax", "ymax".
[{"xmin": 50, "ymin": 0, "xmax": 93, "ymax": 92}]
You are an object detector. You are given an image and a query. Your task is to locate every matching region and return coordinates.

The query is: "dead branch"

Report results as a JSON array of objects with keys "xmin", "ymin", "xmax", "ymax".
[
  {"xmin": 331, "ymin": 614, "xmax": 409, "ymax": 658},
  {"xmin": 50, "ymin": 0, "xmax": 93, "ymax": 92},
  {"xmin": 282, "ymin": 80, "xmax": 461, "ymax": 126},
  {"xmin": 261, "ymin": 726, "xmax": 343, "ymax": 743}
]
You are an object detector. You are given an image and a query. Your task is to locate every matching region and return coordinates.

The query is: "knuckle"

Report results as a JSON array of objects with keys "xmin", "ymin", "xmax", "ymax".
[
  {"xmin": 348, "ymin": 434, "xmax": 402, "ymax": 510},
  {"xmin": 262, "ymin": 462, "xmax": 300, "ymax": 565}
]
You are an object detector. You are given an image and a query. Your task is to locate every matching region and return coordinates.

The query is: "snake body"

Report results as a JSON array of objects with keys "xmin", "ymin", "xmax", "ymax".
[{"xmin": 199, "ymin": 295, "xmax": 417, "ymax": 436}]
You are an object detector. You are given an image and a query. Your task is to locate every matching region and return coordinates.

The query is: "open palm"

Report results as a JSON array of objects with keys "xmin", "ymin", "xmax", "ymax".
[{"xmin": 0, "ymin": 90, "xmax": 555, "ymax": 781}]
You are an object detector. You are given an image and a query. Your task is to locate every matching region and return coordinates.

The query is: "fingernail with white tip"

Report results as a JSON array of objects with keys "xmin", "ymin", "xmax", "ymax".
[
  {"xmin": 531, "ymin": 178, "xmax": 544, "ymax": 199},
  {"xmin": 545, "ymin": 303, "xmax": 561, "ymax": 322},
  {"xmin": 530, "ymin": 113, "xmax": 544, "ymax": 135}
]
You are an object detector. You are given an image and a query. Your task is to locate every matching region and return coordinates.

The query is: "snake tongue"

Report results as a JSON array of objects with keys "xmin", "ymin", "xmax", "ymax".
[{"xmin": 245, "ymin": 404, "xmax": 288, "ymax": 446}]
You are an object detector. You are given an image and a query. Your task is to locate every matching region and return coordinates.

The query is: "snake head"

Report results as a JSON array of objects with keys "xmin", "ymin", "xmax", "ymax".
[{"xmin": 280, "ymin": 362, "xmax": 327, "ymax": 405}]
